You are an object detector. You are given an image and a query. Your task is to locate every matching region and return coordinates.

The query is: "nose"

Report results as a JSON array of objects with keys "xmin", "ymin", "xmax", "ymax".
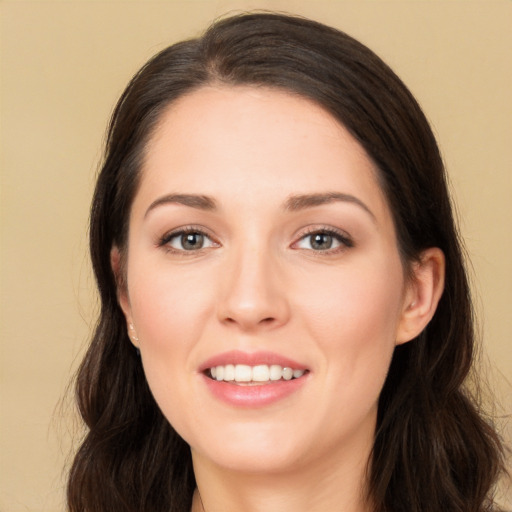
[{"xmin": 217, "ymin": 245, "xmax": 290, "ymax": 332}]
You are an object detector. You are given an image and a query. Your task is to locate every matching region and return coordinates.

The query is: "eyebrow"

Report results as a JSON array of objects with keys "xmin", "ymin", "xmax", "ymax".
[
  {"xmin": 144, "ymin": 191, "xmax": 375, "ymax": 221},
  {"xmin": 284, "ymin": 192, "xmax": 375, "ymax": 221},
  {"xmin": 144, "ymin": 194, "xmax": 217, "ymax": 218}
]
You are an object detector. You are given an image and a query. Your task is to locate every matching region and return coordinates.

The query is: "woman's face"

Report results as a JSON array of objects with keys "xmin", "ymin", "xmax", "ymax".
[{"xmin": 118, "ymin": 86, "xmax": 416, "ymax": 475}]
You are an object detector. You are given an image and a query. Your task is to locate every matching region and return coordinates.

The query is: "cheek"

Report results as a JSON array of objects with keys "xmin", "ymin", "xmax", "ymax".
[
  {"xmin": 128, "ymin": 261, "xmax": 214, "ymax": 351},
  {"xmin": 298, "ymin": 254, "xmax": 404, "ymax": 380},
  {"xmin": 126, "ymin": 263, "xmax": 214, "ymax": 434},
  {"xmin": 295, "ymin": 260, "xmax": 405, "ymax": 448},
  {"xmin": 125, "ymin": 261, "xmax": 218, "ymax": 425}
]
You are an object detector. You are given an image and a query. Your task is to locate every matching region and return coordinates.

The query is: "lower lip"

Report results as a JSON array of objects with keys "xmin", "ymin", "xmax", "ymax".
[{"xmin": 202, "ymin": 374, "xmax": 308, "ymax": 408}]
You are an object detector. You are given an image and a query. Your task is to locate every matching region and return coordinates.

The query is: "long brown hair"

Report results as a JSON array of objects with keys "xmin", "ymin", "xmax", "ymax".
[{"xmin": 68, "ymin": 12, "xmax": 505, "ymax": 512}]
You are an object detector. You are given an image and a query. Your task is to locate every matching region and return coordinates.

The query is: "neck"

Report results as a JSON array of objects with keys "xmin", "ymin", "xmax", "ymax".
[{"xmin": 190, "ymin": 439, "xmax": 373, "ymax": 512}]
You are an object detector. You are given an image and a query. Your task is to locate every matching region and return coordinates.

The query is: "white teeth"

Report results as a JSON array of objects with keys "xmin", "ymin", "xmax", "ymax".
[
  {"xmin": 234, "ymin": 364, "xmax": 252, "ymax": 382},
  {"xmin": 269, "ymin": 364, "xmax": 283, "ymax": 381},
  {"xmin": 282, "ymin": 367, "xmax": 293, "ymax": 380},
  {"xmin": 252, "ymin": 365, "xmax": 270, "ymax": 382},
  {"xmin": 209, "ymin": 364, "xmax": 306, "ymax": 383},
  {"xmin": 224, "ymin": 364, "xmax": 235, "ymax": 381},
  {"xmin": 293, "ymin": 369, "xmax": 305, "ymax": 379}
]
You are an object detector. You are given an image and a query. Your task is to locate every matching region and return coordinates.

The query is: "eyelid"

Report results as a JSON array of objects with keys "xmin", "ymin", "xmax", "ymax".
[
  {"xmin": 157, "ymin": 225, "xmax": 220, "ymax": 252},
  {"xmin": 291, "ymin": 225, "xmax": 354, "ymax": 252},
  {"xmin": 156, "ymin": 224, "xmax": 352, "ymax": 254}
]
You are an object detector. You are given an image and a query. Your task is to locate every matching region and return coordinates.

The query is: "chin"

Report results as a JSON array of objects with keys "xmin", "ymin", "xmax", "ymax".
[
  {"xmin": 189, "ymin": 421, "xmax": 315, "ymax": 474},
  {"xmin": 194, "ymin": 444, "xmax": 304, "ymax": 475}
]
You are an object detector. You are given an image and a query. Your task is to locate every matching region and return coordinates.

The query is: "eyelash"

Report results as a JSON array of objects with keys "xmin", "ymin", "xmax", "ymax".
[
  {"xmin": 158, "ymin": 226, "xmax": 218, "ymax": 254},
  {"xmin": 157, "ymin": 226, "xmax": 354, "ymax": 255},
  {"xmin": 292, "ymin": 226, "xmax": 354, "ymax": 254}
]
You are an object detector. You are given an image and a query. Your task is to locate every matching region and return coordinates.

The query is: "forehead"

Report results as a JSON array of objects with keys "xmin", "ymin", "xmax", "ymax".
[{"xmin": 136, "ymin": 85, "xmax": 390, "ymax": 220}]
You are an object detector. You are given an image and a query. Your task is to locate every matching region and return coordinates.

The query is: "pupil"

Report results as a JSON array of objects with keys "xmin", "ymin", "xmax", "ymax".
[
  {"xmin": 182, "ymin": 233, "xmax": 203, "ymax": 250},
  {"xmin": 312, "ymin": 233, "xmax": 332, "ymax": 250}
]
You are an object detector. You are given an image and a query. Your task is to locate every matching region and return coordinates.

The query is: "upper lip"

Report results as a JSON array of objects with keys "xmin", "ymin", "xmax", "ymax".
[{"xmin": 199, "ymin": 350, "xmax": 308, "ymax": 372}]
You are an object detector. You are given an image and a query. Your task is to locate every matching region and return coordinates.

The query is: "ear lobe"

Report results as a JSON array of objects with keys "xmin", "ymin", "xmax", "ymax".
[
  {"xmin": 111, "ymin": 247, "xmax": 140, "ymax": 348},
  {"xmin": 110, "ymin": 246, "xmax": 132, "ymax": 320},
  {"xmin": 396, "ymin": 247, "xmax": 445, "ymax": 345}
]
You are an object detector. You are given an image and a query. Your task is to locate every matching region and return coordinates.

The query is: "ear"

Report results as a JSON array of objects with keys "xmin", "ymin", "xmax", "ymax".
[
  {"xmin": 111, "ymin": 246, "xmax": 139, "ymax": 347},
  {"xmin": 395, "ymin": 247, "xmax": 445, "ymax": 345}
]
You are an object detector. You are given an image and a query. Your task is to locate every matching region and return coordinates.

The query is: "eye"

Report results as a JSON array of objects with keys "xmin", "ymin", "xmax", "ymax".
[
  {"xmin": 159, "ymin": 228, "xmax": 217, "ymax": 252},
  {"xmin": 294, "ymin": 229, "xmax": 353, "ymax": 252}
]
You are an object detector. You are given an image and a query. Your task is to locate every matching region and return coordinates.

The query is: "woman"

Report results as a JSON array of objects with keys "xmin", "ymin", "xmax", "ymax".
[{"xmin": 67, "ymin": 12, "xmax": 505, "ymax": 512}]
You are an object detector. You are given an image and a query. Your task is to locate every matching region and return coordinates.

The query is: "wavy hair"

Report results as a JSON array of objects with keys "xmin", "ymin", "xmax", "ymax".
[{"xmin": 68, "ymin": 12, "xmax": 505, "ymax": 512}]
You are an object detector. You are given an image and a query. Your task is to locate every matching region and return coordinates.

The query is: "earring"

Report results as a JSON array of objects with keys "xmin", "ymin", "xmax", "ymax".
[
  {"xmin": 129, "ymin": 323, "xmax": 139, "ymax": 342},
  {"xmin": 129, "ymin": 323, "xmax": 141, "ymax": 357}
]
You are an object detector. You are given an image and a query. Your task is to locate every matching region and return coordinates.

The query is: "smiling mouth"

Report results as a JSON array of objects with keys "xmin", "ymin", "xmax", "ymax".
[{"xmin": 206, "ymin": 364, "xmax": 307, "ymax": 385}]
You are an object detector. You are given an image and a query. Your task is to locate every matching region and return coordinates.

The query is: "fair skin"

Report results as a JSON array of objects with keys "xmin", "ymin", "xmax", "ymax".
[{"xmin": 113, "ymin": 86, "xmax": 445, "ymax": 512}]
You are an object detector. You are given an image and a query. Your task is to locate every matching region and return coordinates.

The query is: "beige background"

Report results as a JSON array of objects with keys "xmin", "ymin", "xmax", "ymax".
[{"xmin": 1, "ymin": 1, "xmax": 511, "ymax": 510}]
